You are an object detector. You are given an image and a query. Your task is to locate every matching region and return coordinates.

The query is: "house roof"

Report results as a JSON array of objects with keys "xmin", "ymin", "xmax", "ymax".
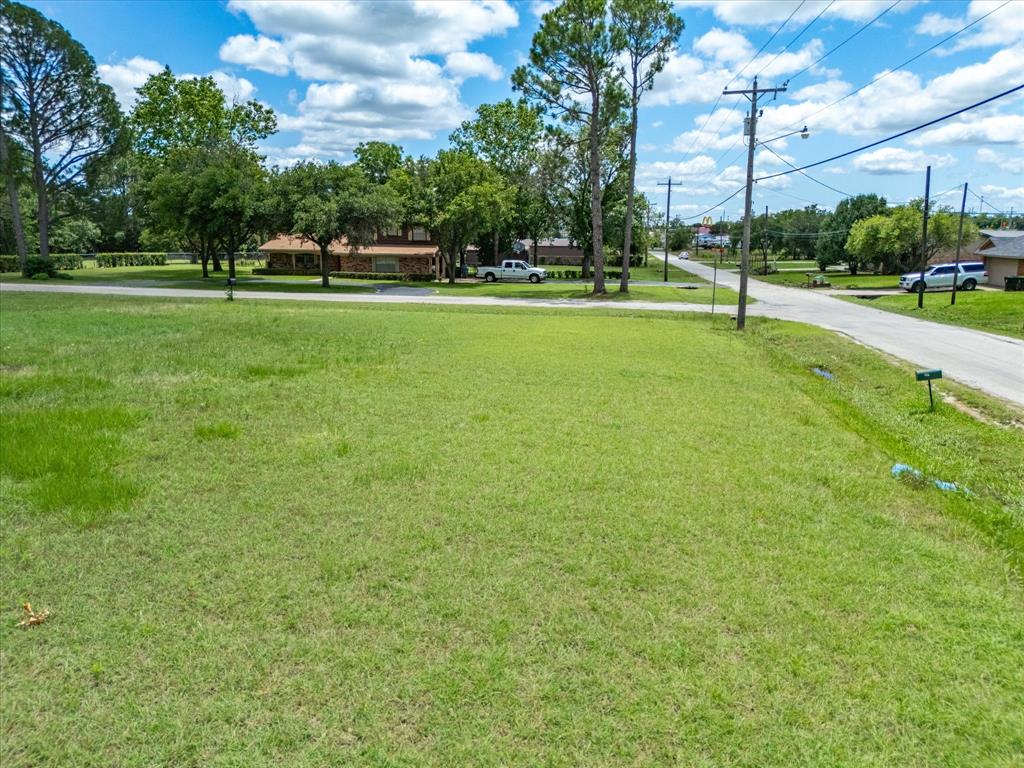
[
  {"xmin": 977, "ymin": 234, "xmax": 1024, "ymax": 259},
  {"xmin": 259, "ymin": 235, "xmax": 436, "ymax": 256},
  {"xmin": 980, "ymin": 229, "xmax": 1024, "ymax": 238}
]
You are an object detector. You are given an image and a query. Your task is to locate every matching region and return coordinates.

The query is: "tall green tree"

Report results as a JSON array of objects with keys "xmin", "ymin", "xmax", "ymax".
[
  {"xmin": 815, "ymin": 194, "xmax": 888, "ymax": 273},
  {"xmin": 272, "ymin": 162, "xmax": 402, "ymax": 287},
  {"xmin": 513, "ymin": 0, "xmax": 624, "ymax": 294},
  {"xmin": 1, "ymin": 0, "xmax": 121, "ymax": 263},
  {"xmin": 354, "ymin": 142, "xmax": 404, "ymax": 184},
  {"xmin": 422, "ymin": 151, "xmax": 514, "ymax": 284},
  {"xmin": 610, "ymin": 0, "xmax": 683, "ymax": 292},
  {"xmin": 450, "ymin": 99, "xmax": 546, "ymax": 263}
]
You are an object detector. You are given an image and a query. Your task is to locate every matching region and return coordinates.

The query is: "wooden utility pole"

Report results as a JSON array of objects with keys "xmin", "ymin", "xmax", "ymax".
[
  {"xmin": 918, "ymin": 165, "xmax": 931, "ymax": 309},
  {"xmin": 723, "ymin": 76, "xmax": 787, "ymax": 329},
  {"xmin": 658, "ymin": 178, "xmax": 674, "ymax": 282},
  {"xmin": 951, "ymin": 182, "xmax": 968, "ymax": 306}
]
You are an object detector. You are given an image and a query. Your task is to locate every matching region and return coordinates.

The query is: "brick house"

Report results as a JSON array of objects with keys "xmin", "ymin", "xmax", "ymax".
[
  {"xmin": 259, "ymin": 226, "xmax": 440, "ymax": 275},
  {"xmin": 516, "ymin": 237, "xmax": 584, "ymax": 266}
]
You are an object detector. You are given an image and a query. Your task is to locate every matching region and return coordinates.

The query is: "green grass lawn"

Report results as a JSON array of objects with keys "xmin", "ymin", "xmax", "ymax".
[
  {"xmin": 2, "ymin": 262, "xmax": 741, "ymax": 305},
  {"xmin": 845, "ymin": 290, "xmax": 1024, "ymax": 339},
  {"xmin": 756, "ymin": 271, "xmax": 900, "ymax": 290},
  {"xmin": 2, "ymin": 293, "xmax": 1022, "ymax": 766}
]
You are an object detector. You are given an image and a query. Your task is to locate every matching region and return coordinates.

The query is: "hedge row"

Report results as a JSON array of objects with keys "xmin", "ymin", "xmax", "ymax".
[
  {"xmin": 1, "ymin": 253, "xmax": 83, "ymax": 271},
  {"xmin": 545, "ymin": 269, "xmax": 623, "ymax": 280},
  {"xmin": 330, "ymin": 271, "xmax": 435, "ymax": 282},
  {"xmin": 253, "ymin": 267, "xmax": 321, "ymax": 276},
  {"xmin": 96, "ymin": 252, "xmax": 166, "ymax": 267}
]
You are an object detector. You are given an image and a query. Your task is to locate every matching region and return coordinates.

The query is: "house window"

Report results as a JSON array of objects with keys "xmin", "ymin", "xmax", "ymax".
[
  {"xmin": 383, "ymin": 226, "xmax": 402, "ymax": 237},
  {"xmin": 409, "ymin": 227, "xmax": 430, "ymax": 242},
  {"xmin": 295, "ymin": 253, "xmax": 315, "ymax": 269},
  {"xmin": 373, "ymin": 255, "xmax": 400, "ymax": 273}
]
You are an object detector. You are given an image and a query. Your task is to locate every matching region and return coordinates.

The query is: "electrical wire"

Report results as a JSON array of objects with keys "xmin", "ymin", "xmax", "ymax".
[
  {"xmin": 785, "ymin": 0, "xmax": 900, "ymax": 84},
  {"xmin": 682, "ymin": 1, "xmax": 806, "ymax": 159},
  {"xmin": 754, "ymin": 0, "xmax": 836, "ymax": 79},
  {"xmin": 782, "ymin": 0, "xmax": 1012, "ymax": 131},
  {"xmin": 759, "ymin": 143, "xmax": 853, "ymax": 198},
  {"xmin": 967, "ymin": 187, "xmax": 1009, "ymax": 216},
  {"xmin": 755, "ymin": 84, "xmax": 1024, "ymax": 183},
  {"xmin": 677, "ymin": 186, "xmax": 746, "ymax": 222}
]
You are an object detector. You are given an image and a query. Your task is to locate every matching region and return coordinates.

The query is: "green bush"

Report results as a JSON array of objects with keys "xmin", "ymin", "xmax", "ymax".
[
  {"xmin": 95, "ymin": 252, "xmax": 166, "ymax": 267},
  {"xmin": 1, "ymin": 253, "xmax": 82, "ymax": 272},
  {"xmin": 330, "ymin": 271, "xmax": 435, "ymax": 282},
  {"xmin": 253, "ymin": 267, "xmax": 321, "ymax": 276},
  {"xmin": 23, "ymin": 257, "xmax": 58, "ymax": 278}
]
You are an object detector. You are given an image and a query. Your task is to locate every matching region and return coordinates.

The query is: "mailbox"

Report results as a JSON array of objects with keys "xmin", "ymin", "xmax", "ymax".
[{"xmin": 915, "ymin": 369, "xmax": 942, "ymax": 382}]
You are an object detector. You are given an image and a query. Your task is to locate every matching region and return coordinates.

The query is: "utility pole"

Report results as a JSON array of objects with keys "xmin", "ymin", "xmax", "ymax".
[
  {"xmin": 762, "ymin": 205, "xmax": 769, "ymax": 274},
  {"xmin": 658, "ymin": 178, "xmax": 673, "ymax": 282},
  {"xmin": 723, "ymin": 76, "xmax": 787, "ymax": 330},
  {"xmin": 951, "ymin": 182, "xmax": 968, "ymax": 306},
  {"xmin": 918, "ymin": 165, "xmax": 931, "ymax": 309}
]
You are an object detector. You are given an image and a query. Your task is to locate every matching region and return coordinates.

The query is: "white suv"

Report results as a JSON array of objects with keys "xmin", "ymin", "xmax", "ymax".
[{"xmin": 899, "ymin": 262, "xmax": 988, "ymax": 293}]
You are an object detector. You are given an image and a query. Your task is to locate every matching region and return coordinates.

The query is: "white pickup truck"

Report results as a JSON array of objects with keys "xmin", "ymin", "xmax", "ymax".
[
  {"xmin": 899, "ymin": 262, "xmax": 988, "ymax": 292},
  {"xmin": 477, "ymin": 259, "xmax": 547, "ymax": 283}
]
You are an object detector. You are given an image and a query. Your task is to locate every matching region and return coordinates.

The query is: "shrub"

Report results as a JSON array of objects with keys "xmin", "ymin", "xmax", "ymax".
[
  {"xmin": 52, "ymin": 253, "xmax": 83, "ymax": 270},
  {"xmin": 330, "ymin": 271, "xmax": 435, "ymax": 282},
  {"xmin": 253, "ymin": 267, "xmax": 321, "ymax": 276},
  {"xmin": 0, "ymin": 255, "xmax": 20, "ymax": 272},
  {"xmin": 95, "ymin": 252, "xmax": 167, "ymax": 267},
  {"xmin": 2, "ymin": 253, "xmax": 82, "ymax": 272},
  {"xmin": 23, "ymin": 257, "xmax": 58, "ymax": 278}
]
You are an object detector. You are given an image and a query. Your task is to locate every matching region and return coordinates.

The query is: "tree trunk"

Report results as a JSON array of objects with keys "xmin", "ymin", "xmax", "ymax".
[
  {"xmin": 212, "ymin": 251, "xmax": 223, "ymax": 272},
  {"xmin": 582, "ymin": 251, "xmax": 591, "ymax": 280},
  {"xmin": 588, "ymin": 86, "xmax": 605, "ymax": 294},
  {"xmin": 532, "ymin": 237, "xmax": 538, "ymax": 267},
  {"xmin": 621, "ymin": 82, "xmax": 639, "ymax": 294},
  {"xmin": 0, "ymin": 132, "xmax": 28, "ymax": 268},
  {"xmin": 228, "ymin": 251, "xmax": 236, "ymax": 280},
  {"xmin": 31, "ymin": 140, "xmax": 49, "ymax": 261},
  {"xmin": 319, "ymin": 243, "xmax": 330, "ymax": 287},
  {"xmin": 447, "ymin": 251, "xmax": 456, "ymax": 285},
  {"xmin": 201, "ymin": 239, "xmax": 210, "ymax": 278},
  {"xmin": 493, "ymin": 230, "xmax": 499, "ymax": 263}
]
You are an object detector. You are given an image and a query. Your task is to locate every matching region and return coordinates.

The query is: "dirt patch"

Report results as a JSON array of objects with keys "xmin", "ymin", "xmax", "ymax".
[{"xmin": 942, "ymin": 392, "xmax": 1024, "ymax": 431}]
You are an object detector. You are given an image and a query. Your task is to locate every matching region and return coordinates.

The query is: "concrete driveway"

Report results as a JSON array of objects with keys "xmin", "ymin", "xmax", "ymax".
[{"xmin": 669, "ymin": 257, "xmax": 1023, "ymax": 406}]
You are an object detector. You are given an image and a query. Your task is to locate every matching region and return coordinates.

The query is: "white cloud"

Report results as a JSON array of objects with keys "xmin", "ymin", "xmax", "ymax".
[
  {"xmin": 209, "ymin": 71, "xmax": 257, "ymax": 103},
  {"xmin": 97, "ymin": 56, "xmax": 163, "ymax": 108},
  {"xmin": 693, "ymin": 28, "xmax": 754, "ymax": 64},
  {"xmin": 219, "ymin": 34, "xmax": 290, "ymax": 75},
  {"xmin": 530, "ymin": 0, "xmax": 558, "ymax": 17},
  {"xmin": 445, "ymin": 51, "xmax": 503, "ymax": 82},
  {"xmin": 977, "ymin": 184, "xmax": 1024, "ymax": 201},
  {"xmin": 852, "ymin": 148, "xmax": 956, "ymax": 175},
  {"xmin": 681, "ymin": 0, "xmax": 920, "ymax": 27},
  {"xmin": 914, "ymin": 0, "xmax": 1024, "ymax": 53},
  {"xmin": 976, "ymin": 147, "xmax": 1024, "ymax": 174},
  {"xmin": 652, "ymin": 120, "xmax": 664, "ymax": 128},
  {"xmin": 908, "ymin": 115, "xmax": 1024, "ymax": 147},
  {"xmin": 222, "ymin": 0, "xmax": 519, "ymax": 158}
]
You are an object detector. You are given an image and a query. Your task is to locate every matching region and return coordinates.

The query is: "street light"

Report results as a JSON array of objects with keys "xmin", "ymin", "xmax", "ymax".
[{"xmin": 758, "ymin": 125, "xmax": 810, "ymax": 146}]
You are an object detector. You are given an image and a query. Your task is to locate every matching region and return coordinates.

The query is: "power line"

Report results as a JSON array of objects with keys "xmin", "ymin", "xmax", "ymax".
[
  {"xmin": 678, "ymin": 186, "xmax": 746, "ymax": 222},
  {"xmin": 967, "ymin": 187, "xmax": 1009, "ymax": 216},
  {"xmin": 782, "ymin": 0, "xmax": 1012, "ymax": 131},
  {"xmin": 683, "ymin": 2, "xmax": 806, "ymax": 159},
  {"xmin": 756, "ymin": 84, "xmax": 1024, "ymax": 183},
  {"xmin": 759, "ymin": 143, "xmax": 853, "ymax": 198},
  {"xmin": 754, "ymin": 0, "xmax": 836, "ymax": 79},
  {"xmin": 785, "ymin": 0, "xmax": 900, "ymax": 84}
]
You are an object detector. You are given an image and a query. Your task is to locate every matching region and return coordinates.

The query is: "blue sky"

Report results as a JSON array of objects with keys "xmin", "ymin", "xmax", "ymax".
[{"xmin": 28, "ymin": 0, "xmax": 1024, "ymax": 220}]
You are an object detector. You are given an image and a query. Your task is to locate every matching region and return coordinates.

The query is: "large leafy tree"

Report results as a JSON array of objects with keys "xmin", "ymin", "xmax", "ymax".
[
  {"xmin": 450, "ymin": 99, "xmax": 546, "ymax": 263},
  {"xmin": 421, "ymin": 151, "xmax": 514, "ymax": 284},
  {"xmin": 1, "ymin": 0, "xmax": 121, "ymax": 263},
  {"xmin": 513, "ymin": 0, "xmax": 624, "ymax": 294},
  {"xmin": 354, "ymin": 142, "xmax": 404, "ymax": 185},
  {"xmin": 131, "ymin": 68, "xmax": 275, "ymax": 159},
  {"xmin": 272, "ymin": 162, "xmax": 402, "ymax": 287},
  {"xmin": 845, "ymin": 202, "xmax": 978, "ymax": 275},
  {"xmin": 610, "ymin": 0, "xmax": 683, "ymax": 292},
  {"xmin": 815, "ymin": 194, "xmax": 888, "ymax": 273}
]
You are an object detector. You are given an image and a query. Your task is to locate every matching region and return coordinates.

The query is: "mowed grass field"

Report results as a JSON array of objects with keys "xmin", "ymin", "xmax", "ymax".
[
  {"xmin": 1, "ymin": 293, "xmax": 1022, "ymax": 766},
  {"xmin": 845, "ymin": 290, "xmax": 1024, "ymax": 339},
  {"xmin": 1, "ymin": 261, "xmax": 739, "ymax": 305}
]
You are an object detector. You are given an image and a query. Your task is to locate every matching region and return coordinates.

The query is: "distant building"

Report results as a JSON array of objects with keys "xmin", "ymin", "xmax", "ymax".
[
  {"xmin": 973, "ymin": 229, "xmax": 1024, "ymax": 286},
  {"xmin": 516, "ymin": 237, "xmax": 584, "ymax": 266}
]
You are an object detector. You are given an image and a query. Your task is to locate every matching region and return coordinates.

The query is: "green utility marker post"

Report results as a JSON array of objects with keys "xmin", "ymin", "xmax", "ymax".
[{"xmin": 915, "ymin": 369, "xmax": 942, "ymax": 411}]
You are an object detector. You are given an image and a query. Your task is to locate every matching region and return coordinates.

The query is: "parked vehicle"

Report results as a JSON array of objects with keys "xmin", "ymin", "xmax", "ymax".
[
  {"xmin": 899, "ymin": 262, "xmax": 988, "ymax": 292},
  {"xmin": 478, "ymin": 259, "xmax": 547, "ymax": 283}
]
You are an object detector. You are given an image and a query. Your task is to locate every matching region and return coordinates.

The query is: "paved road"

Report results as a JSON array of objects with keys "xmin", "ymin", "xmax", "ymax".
[
  {"xmin": 668, "ymin": 257, "xmax": 1023, "ymax": 406},
  {"xmin": 4, "ymin": 276, "xmax": 1022, "ymax": 406}
]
